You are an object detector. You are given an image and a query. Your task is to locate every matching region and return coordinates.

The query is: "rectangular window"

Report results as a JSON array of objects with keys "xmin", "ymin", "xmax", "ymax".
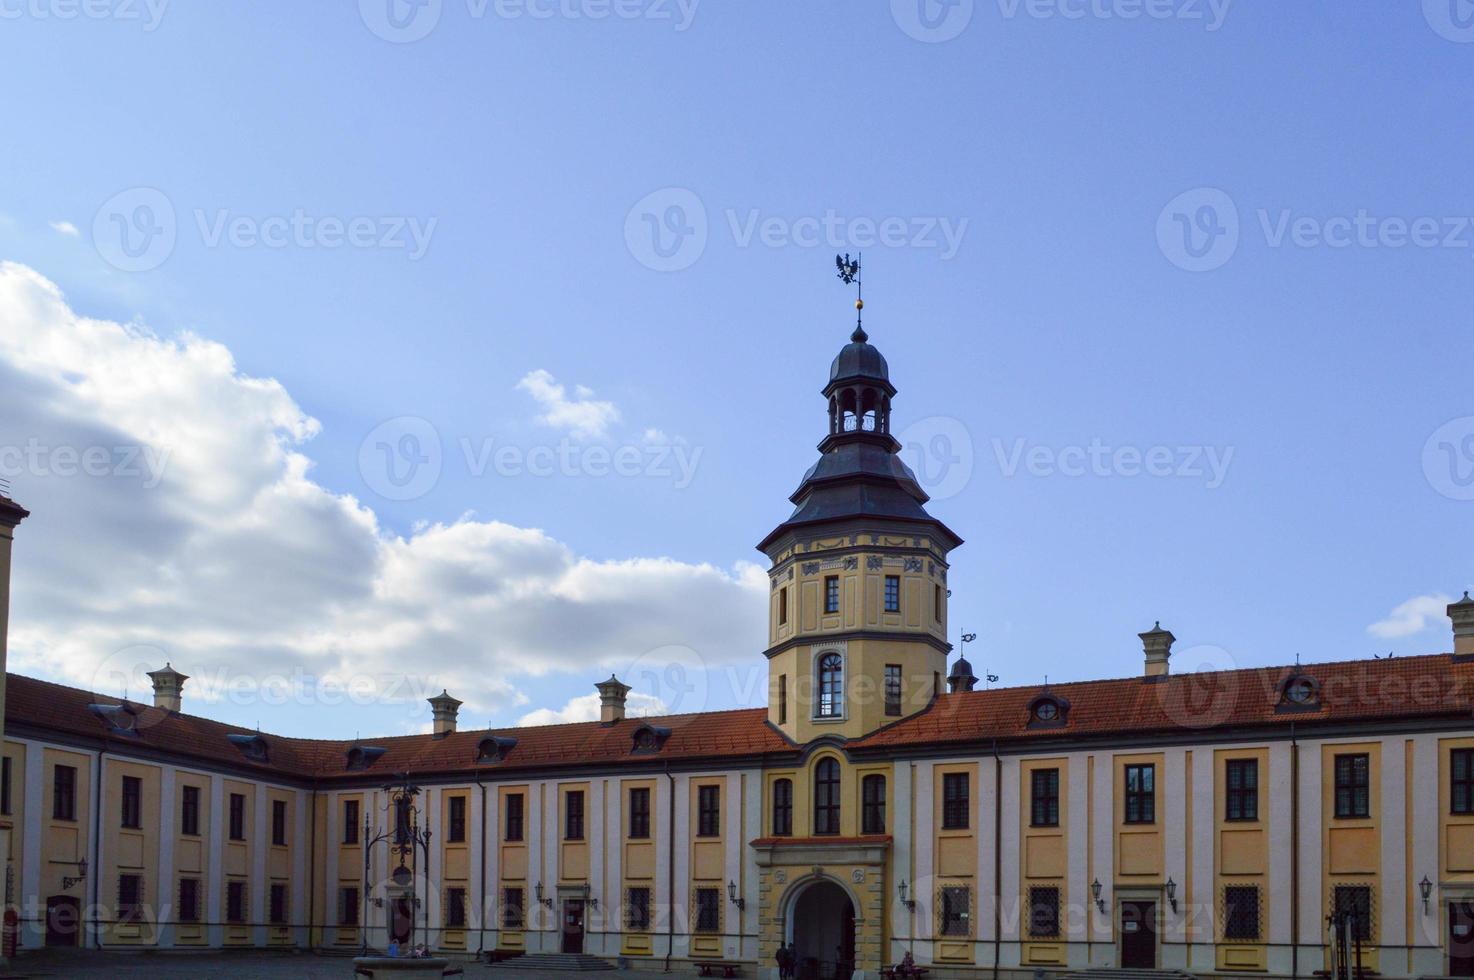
[
  {"xmin": 339, "ymin": 886, "xmax": 360, "ymax": 927},
  {"xmin": 53, "ymin": 764, "xmax": 76, "ymax": 821},
  {"xmin": 445, "ymin": 887, "xmax": 467, "ymax": 928},
  {"xmin": 118, "ymin": 873, "xmax": 142, "ymax": 923},
  {"xmin": 226, "ymin": 880, "xmax": 247, "ymax": 923},
  {"xmin": 448, "ymin": 796, "xmax": 467, "ymax": 843},
  {"xmin": 1453, "ymin": 749, "xmax": 1474, "ymax": 815},
  {"xmin": 939, "ymin": 886, "xmax": 970, "ymax": 936},
  {"xmin": 1334, "ymin": 753, "xmax": 1370, "ymax": 819},
  {"xmin": 1031, "ymin": 768, "xmax": 1060, "ymax": 827},
  {"xmin": 272, "ymin": 799, "xmax": 288, "ymax": 846},
  {"xmin": 884, "ymin": 575, "xmax": 901, "ymax": 612},
  {"xmin": 824, "ymin": 575, "xmax": 840, "ymax": 614},
  {"xmin": 503, "ymin": 887, "xmax": 525, "ymax": 929},
  {"xmin": 269, "ymin": 882, "xmax": 288, "ymax": 924},
  {"xmin": 343, "ymin": 799, "xmax": 360, "ymax": 844},
  {"xmin": 1, "ymin": 756, "xmax": 11, "ymax": 815},
  {"xmin": 779, "ymin": 588, "xmax": 788, "ymax": 625},
  {"xmin": 1028, "ymin": 886, "xmax": 1061, "ymax": 938},
  {"xmin": 228, "ymin": 792, "xmax": 246, "ymax": 841},
  {"xmin": 181, "ymin": 785, "xmax": 200, "ymax": 836},
  {"xmin": 1223, "ymin": 885, "xmax": 1261, "ymax": 940},
  {"xmin": 121, "ymin": 775, "xmax": 142, "ymax": 829},
  {"xmin": 178, "ymin": 877, "xmax": 201, "ymax": 923},
  {"xmin": 772, "ymin": 779, "xmax": 793, "ymax": 836},
  {"xmin": 884, "ymin": 665, "xmax": 902, "ymax": 717},
  {"xmin": 934, "ymin": 583, "xmax": 943, "ymax": 622},
  {"xmin": 1124, "ymin": 763, "xmax": 1155, "ymax": 824},
  {"xmin": 779, "ymin": 675, "xmax": 788, "ymax": 725},
  {"xmin": 1332, "ymin": 885, "xmax": 1373, "ymax": 941},
  {"xmin": 1226, "ymin": 759, "xmax": 1259, "ymax": 822},
  {"xmin": 565, "ymin": 790, "xmax": 585, "ymax": 841},
  {"xmin": 629, "ymin": 787, "xmax": 651, "ymax": 839},
  {"xmin": 697, "ymin": 785, "xmax": 721, "ymax": 837},
  {"xmin": 695, "ymin": 887, "xmax": 721, "ymax": 933},
  {"xmin": 505, "ymin": 794, "xmax": 525, "ymax": 842},
  {"xmin": 626, "ymin": 887, "xmax": 652, "ymax": 931},
  {"xmin": 942, "ymin": 772, "xmax": 970, "ymax": 829},
  {"xmin": 862, "ymin": 775, "xmax": 886, "ymax": 835}
]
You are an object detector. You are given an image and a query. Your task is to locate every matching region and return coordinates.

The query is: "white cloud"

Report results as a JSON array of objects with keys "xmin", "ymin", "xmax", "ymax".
[
  {"xmin": 49, "ymin": 220, "xmax": 79, "ymax": 237},
  {"xmin": 516, "ymin": 369, "xmax": 620, "ymax": 439},
  {"xmin": 517, "ymin": 690, "xmax": 668, "ymax": 727},
  {"xmin": 1367, "ymin": 593, "xmax": 1454, "ymax": 639},
  {"xmin": 0, "ymin": 263, "xmax": 765, "ymax": 733}
]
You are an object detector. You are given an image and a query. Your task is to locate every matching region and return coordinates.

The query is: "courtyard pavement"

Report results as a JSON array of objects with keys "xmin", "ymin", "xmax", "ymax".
[{"xmin": 3, "ymin": 949, "xmax": 686, "ymax": 979}]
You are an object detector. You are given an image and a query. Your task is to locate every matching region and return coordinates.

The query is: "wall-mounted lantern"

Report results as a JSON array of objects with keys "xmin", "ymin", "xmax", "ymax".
[
  {"xmin": 62, "ymin": 857, "xmax": 88, "ymax": 891},
  {"xmin": 1166, "ymin": 877, "xmax": 1178, "ymax": 914},
  {"xmin": 1421, "ymin": 876, "xmax": 1434, "ymax": 914},
  {"xmin": 1091, "ymin": 878, "xmax": 1106, "ymax": 915},
  {"xmin": 898, "ymin": 879, "xmax": 916, "ymax": 912},
  {"xmin": 535, "ymin": 882, "xmax": 554, "ymax": 909},
  {"xmin": 728, "ymin": 880, "xmax": 745, "ymax": 912}
]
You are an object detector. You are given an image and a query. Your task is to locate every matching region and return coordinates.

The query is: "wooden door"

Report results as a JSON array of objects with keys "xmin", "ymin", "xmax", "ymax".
[
  {"xmin": 1120, "ymin": 900, "xmax": 1157, "ymax": 969},
  {"xmin": 45, "ymin": 895, "xmax": 80, "ymax": 946},
  {"xmin": 1451, "ymin": 902, "xmax": 1474, "ymax": 977},
  {"xmin": 562, "ymin": 899, "xmax": 585, "ymax": 954}
]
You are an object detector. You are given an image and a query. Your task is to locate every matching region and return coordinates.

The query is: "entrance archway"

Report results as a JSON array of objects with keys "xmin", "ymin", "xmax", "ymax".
[{"xmin": 788, "ymin": 879, "xmax": 856, "ymax": 980}]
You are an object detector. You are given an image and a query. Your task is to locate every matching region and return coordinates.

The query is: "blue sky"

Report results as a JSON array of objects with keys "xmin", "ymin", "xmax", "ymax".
[{"xmin": 0, "ymin": 1, "xmax": 1471, "ymax": 738}]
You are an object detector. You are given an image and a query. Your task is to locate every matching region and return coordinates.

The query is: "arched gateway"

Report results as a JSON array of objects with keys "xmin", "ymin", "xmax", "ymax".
[{"xmin": 786, "ymin": 878, "xmax": 857, "ymax": 980}]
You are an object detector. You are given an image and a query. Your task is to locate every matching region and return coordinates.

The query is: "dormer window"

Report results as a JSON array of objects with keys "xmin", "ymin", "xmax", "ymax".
[
  {"xmin": 475, "ymin": 736, "xmax": 518, "ymax": 765},
  {"xmin": 227, "ymin": 733, "xmax": 269, "ymax": 763},
  {"xmin": 1027, "ymin": 692, "xmax": 1071, "ymax": 730},
  {"xmin": 1277, "ymin": 673, "xmax": 1321, "ymax": 713},
  {"xmin": 87, "ymin": 703, "xmax": 140, "ymax": 737},
  {"xmin": 631, "ymin": 724, "xmax": 671, "ymax": 754},
  {"xmin": 345, "ymin": 745, "xmax": 386, "ymax": 772}
]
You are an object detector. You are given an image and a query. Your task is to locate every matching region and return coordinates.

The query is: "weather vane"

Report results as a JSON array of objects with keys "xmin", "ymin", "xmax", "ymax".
[{"xmin": 835, "ymin": 252, "xmax": 865, "ymax": 339}]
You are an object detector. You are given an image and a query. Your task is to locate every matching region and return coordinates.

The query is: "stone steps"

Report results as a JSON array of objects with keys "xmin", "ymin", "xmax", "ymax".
[{"xmin": 487, "ymin": 952, "xmax": 616, "ymax": 971}]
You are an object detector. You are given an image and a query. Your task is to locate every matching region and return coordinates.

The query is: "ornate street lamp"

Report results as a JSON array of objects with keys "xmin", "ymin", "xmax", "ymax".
[{"xmin": 360, "ymin": 773, "xmax": 433, "ymax": 955}]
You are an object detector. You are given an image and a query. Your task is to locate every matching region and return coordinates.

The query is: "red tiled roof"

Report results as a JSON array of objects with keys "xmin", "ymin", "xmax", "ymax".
[
  {"xmin": 5, "ymin": 653, "xmax": 1469, "ymax": 783},
  {"xmin": 855, "ymin": 652, "xmax": 1473, "ymax": 750}
]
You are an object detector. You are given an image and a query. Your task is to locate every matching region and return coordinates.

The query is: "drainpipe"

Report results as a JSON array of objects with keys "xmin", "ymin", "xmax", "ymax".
[
  {"xmin": 475, "ymin": 770, "xmax": 487, "ymax": 961},
  {"xmin": 307, "ymin": 784, "xmax": 318, "ymax": 950},
  {"xmin": 992, "ymin": 740, "xmax": 1002, "ymax": 980},
  {"xmin": 1291, "ymin": 723, "xmax": 1300, "ymax": 980},
  {"xmin": 665, "ymin": 762, "xmax": 676, "ymax": 974},
  {"xmin": 91, "ymin": 740, "xmax": 107, "ymax": 949}
]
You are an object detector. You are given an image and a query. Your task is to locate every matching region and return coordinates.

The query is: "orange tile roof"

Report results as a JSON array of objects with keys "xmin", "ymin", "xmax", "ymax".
[{"xmin": 4, "ymin": 653, "xmax": 1469, "ymax": 783}]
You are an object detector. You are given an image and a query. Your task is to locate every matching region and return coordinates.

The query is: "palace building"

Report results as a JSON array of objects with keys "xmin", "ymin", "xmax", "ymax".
[{"xmin": 2, "ymin": 323, "xmax": 1474, "ymax": 978}]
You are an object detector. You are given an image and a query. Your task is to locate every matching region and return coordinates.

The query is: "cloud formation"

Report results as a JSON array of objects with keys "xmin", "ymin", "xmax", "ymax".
[
  {"xmin": 517, "ymin": 690, "xmax": 668, "ymax": 727},
  {"xmin": 0, "ymin": 263, "xmax": 765, "ymax": 734},
  {"xmin": 1367, "ymin": 593, "xmax": 1453, "ymax": 640},
  {"xmin": 516, "ymin": 368, "xmax": 620, "ymax": 439}
]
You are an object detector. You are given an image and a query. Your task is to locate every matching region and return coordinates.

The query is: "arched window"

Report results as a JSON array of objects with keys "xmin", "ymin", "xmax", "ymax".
[
  {"xmin": 814, "ymin": 759, "xmax": 841, "ymax": 836},
  {"xmin": 817, "ymin": 653, "xmax": 844, "ymax": 718},
  {"xmin": 862, "ymin": 774, "xmax": 886, "ymax": 835},
  {"xmin": 772, "ymin": 778, "xmax": 793, "ymax": 837}
]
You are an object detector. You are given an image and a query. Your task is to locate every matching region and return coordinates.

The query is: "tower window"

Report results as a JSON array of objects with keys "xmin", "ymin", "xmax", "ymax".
[
  {"xmin": 884, "ymin": 665, "xmax": 902, "ymax": 716},
  {"xmin": 862, "ymin": 774, "xmax": 886, "ymax": 834},
  {"xmin": 814, "ymin": 758, "xmax": 841, "ymax": 835},
  {"xmin": 934, "ymin": 584, "xmax": 943, "ymax": 622},
  {"xmin": 772, "ymin": 778, "xmax": 793, "ymax": 836},
  {"xmin": 816, "ymin": 653, "xmax": 844, "ymax": 718},
  {"xmin": 779, "ymin": 588, "xmax": 788, "ymax": 625},
  {"xmin": 884, "ymin": 575, "xmax": 901, "ymax": 612},
  {"xmin": 824, "ymin": 576, "xmax": 839, "ymax": 614},
  {"xmin": 778, "ymin": 675, "xmax": 788, "ymax": 724}
]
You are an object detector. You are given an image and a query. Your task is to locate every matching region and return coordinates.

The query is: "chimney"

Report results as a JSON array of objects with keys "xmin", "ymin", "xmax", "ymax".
[
  {"xmin": 1450, "ymin": 593, "xmax": 1474, "ymax": 660},
  {"xmin": 596, "ymin": 675, "xmax": 632, "ymax": 724},
  {"xmin": 428, "ymin": 690, "xmax": 463, "ymax": 738},
  {"xmin": 147, "ymin": 663, "xmax": 188, "ymax": 713},
  {"xmin": 1140, "ymin": 622, "xmax": 1175, "ymax": 679}
]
